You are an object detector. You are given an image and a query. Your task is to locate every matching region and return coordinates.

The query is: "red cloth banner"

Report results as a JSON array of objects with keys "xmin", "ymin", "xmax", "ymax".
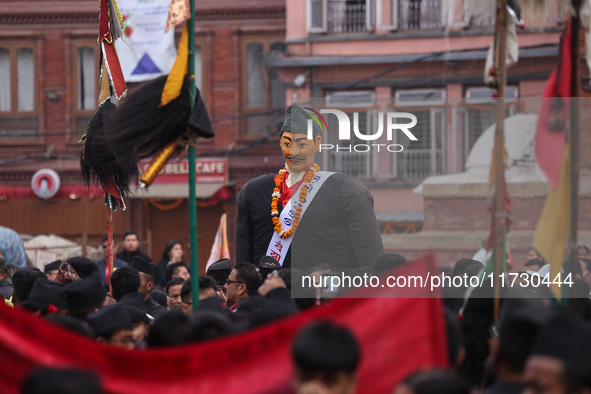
[{"xmin": 0, "ymin": 254, "xmax": 446, "ymax": 393}]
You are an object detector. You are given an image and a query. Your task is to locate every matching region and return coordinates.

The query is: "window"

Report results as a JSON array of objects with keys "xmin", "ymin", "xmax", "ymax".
[
  {"xmin": 71, "ymin": 42, "xmax": 99, "ymax": 138},
  {"xmin": 0, "ymin": 43, "xmax": 37, "ymax": 138},
  {"xmin": 463, "ymin": 86, "xmax": 519, "ymax": 162},
  {"xmin": 241, "ymin": 37, "xmax": 286, "ymax": 137},
  {"xmin": 308, "ymin": 0, "xmax": 373, "ymax": 33},
  {"xmin": 393, "ymin": 89, "xmax": 446, "ymax": 180},
  {"xmin": 320, "ymin": 91, "xmax": 376, "ymax": 180},
  {"xmin": 78, "ymin": 47, "xmax": 96, "ymax": 111}
]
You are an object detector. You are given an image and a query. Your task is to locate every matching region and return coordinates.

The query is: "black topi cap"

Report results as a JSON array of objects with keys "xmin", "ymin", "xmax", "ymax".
[
  {"xmin": 87, "ymin": 303, "xmax": 132, "ymax": 338},
  {"xmin": 44, "ymin": 260, "xmax": 62, "ymax": 273},
  {"xmin": 64, "ymin": 273, "xmax": 107, "ymax": 313},
  {"xmin": 131, "ymin": 257, "xmax": 156, "ymax": 278},
  {"xmin": 118, "ymin": 292, "xmax": 146, "ymax": 312},
  {"xmin": 27, "ymin": 278, "xmax": 68, "ymax": 311},
  {"xmin": 206, "ymin": 258, "xmax": 232, "ymax": 286},
  {"xmin": 532, "ymin": 306, "xmax": 591, "ymax": 385}
]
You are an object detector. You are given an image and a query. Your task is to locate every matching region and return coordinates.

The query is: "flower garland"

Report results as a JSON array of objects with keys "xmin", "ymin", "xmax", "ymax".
[{"xmin": 272, "ymin": 164, "xmax": 320, "ymax": 239}]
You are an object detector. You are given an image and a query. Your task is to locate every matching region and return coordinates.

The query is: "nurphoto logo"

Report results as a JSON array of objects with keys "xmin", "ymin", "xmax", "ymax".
[{"xmin": 305, "ymin": 108, "xmax": 418, "ymax": 153}]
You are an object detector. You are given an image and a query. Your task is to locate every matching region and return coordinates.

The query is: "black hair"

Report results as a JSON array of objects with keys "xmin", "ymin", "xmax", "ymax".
[
  {"xmin": 444, "ymin": 309, "xmax": 464, "ymax": 368},
  {"xmin": 191, "ymin": 310, "xmax": 232, "ymax": 342},
  {"xmin": 147, "ymin": 311, "xmax": 196, "ymax": 347},
  {"xmin": 22, "ymin": 367, "xmax": 102, "ymax": 394},
  {"xmin": 122, "ymin": 231, "xmax": 139, "ymax": 241},
  {"xmin": 166, "ymin": 277, "xmax": 186, "ymax": 296},
  {"xmin": 45, "ymin": 314, "xmax": 95, "ymax": 338},
  {"xmin": 292, "ymin": 321, "xmax": 360, "ymax": 386},
  {"xmin": 199, "ymin": 275, "xmax": 218, "ymax": 292},
  {"xmin": 165, "ymin": 262, "xmax": 189, "ymax": 285},
  {"xmin": 180, "ymin": 280, "xmax": 192, "ymax": 303},
  {"xmin": 453, "ymin": 258, "xmax": 482, "ymax": 277},
  {"xmin": 12, "ymin": 268, "xmax": 45, "ymax": 303},
  {"xmin": 579, "ymin": 258, "xmax": 591, "ymax": 274},
  {"xmin": 124, "ymin": 305, "xmax": 150, "ymax": 326},
  {"xmin": 110, "ymin": 267, "xmax": 141, "ymax": 302},
  {"xmin": 371, "ymin": 252, "xmax": 408, "ymax": 276},
  {"xmin": 151, "ymin": 288, "xmax": 167, "ymax": 308},
  {"xmin": 524, "ymin": 258, "xmax": 545, "ymax": 270},
  {"xmin": 400, "ymin": 370, "xmax": 469, "ymax": 394},
  {"xmin": 95, "ymin": 324, "xmax": 133, "ymax": 341},
  {"xmin": 160, "ymin": 239, "xmax": 182, "ymax": 262},
  {"xmin": 66, "ymin": 257, "xmax": 98, "ymax": 278},
  {"xmin": 234, "ymin": 263, "xmax": 262, "ymax": 297}
]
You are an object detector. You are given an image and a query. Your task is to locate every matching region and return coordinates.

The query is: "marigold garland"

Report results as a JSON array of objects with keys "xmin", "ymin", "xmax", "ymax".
[{"xmin": 272, "ymin": 164, "xmax": 320, "ymax": 239}]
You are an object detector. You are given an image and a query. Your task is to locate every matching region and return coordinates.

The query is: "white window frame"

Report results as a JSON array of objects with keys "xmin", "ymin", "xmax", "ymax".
[
  {"xmin": 376, "ymin": 0, "xmax": 398, "ymax": 30},
  {"xmin": 307, "ymin": 0, "xmax": 328, "ymax": 33},
  {"xmin": 465, "ymin": 86, "xmax": 519, "ymax": 104},
  {"xmin": 395, "ymin": 88, "xmax": 446, "ymax": 106}
]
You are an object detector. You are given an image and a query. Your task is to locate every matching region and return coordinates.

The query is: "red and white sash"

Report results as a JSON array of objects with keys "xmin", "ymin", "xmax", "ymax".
[{"xmin": 266, "ymin": 171, "xmax": 334, "ymax": 266}]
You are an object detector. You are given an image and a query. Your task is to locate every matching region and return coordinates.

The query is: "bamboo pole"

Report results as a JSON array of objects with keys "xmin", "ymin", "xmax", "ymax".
[
  {"xmin": 493, "ymin": 0, "xmax": 507, "ymax": 320},
  {"xmin": 188, "ymin": 0, "xmax": 200, "ymax": 311},
  {"xmin": 567, "ymin": 0, "xmax": 581, "ymax": 302}
]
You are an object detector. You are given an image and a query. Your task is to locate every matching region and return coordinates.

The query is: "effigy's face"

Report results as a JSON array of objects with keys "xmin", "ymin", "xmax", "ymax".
[{"xmin": 280, "ymin": 132, "xmax": 321, "ymax": 172}]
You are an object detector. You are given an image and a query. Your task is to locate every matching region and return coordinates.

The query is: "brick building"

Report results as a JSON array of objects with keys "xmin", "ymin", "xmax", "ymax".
[{"xmin": 0, "ymin": 0, "xmax": 286, "ymax": 268}]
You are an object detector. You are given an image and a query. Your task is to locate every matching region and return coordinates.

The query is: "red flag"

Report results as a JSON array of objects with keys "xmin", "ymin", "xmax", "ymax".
[
  {"xmin": 0, "ymin": 255, "xmax": 446, "ymax": 394},
  {"xmin": 535, "ymin": 23, "xmax": 572, "ymax": 188}
]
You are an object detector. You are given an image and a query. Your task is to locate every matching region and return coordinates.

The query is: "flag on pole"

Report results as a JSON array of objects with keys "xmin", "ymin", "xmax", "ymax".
[
  {"xmin": 532, "ymin": 23, "xmax": 573, "ymax": 300},
  {"xmin": 535, "ymin": 23, "xmax": 572, "ymax": 188},
  {"xmin": 533, "ymin": 140, "xmax": 571, "ymax": 300},
  {"xmin": 206, "ymin": 213, "xmax": 230, "ymax": 270}
]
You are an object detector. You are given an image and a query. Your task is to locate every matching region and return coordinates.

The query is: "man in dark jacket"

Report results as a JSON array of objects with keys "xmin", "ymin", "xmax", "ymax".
[
  {"xmin": 130, "ymin": 257, "xmax": 166, "ymax": 318},
  {"xmin": 116, "ymin": 231, "xmax": 151, "ymax": 264}
]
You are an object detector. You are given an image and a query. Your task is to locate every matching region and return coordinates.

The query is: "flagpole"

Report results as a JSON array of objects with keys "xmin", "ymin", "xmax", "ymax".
[
  {"xmin": 188, "ymin": 0, "xmax": 200, "ymax": 311},
  {"xmin": 493, "ymin": 0, "xmax": 507, "ymax": 320},
  {"xmin": 568, "ymin": 0, "xmax": 581, "ymax": 301}
]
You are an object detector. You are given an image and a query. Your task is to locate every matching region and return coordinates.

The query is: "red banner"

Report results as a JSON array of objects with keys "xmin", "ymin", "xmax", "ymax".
[{"xmin": 0, "ymin": 254, "xmax": 446, "ymax": 393}]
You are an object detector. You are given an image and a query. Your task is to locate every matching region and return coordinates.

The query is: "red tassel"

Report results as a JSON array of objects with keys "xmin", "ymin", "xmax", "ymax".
[{"xmin": 47, "ymin": 305, "xmax": 59, "ymax": 314}]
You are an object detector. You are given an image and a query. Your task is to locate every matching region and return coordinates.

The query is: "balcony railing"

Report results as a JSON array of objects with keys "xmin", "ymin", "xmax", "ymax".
[
  {"xmin": 327, "ymin": 0, "xmax": 368, "ymax": 33},
  {"xmin": 398, "ymin": 0, "xmax": 443, "ymax": 30}
]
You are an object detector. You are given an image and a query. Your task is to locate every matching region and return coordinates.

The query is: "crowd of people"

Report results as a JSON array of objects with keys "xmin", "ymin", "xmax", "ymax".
[
  {"xmin": 3, "ymin": 103, "xmax": 591, "ymax": 393},
  {"xmin": 3, "ymin": 237, "xmax": 591, "ymax": 393}
]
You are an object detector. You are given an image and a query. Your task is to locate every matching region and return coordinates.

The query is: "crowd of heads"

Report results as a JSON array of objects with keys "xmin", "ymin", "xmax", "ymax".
[{"xmin": 6, "ymin": 235, "xmax": 591, "ymax": 393}]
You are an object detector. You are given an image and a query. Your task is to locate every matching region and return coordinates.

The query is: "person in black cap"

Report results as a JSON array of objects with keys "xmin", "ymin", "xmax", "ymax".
[
  {"xmin": 22, "ymin": 278, "xmax": 68, "ymax": 316},
  {"xmin": 87, "ymin": 303, "xmax": 134, "ymax": 350},
  {"xmin": 206, "ymin": 258, "xmax": 232, "ymax": 287},
  {"xmin": 0, "ymin": 256, "xmax": 13, "ymax": 300},
  {"xmin": 130, "ymin": 257, "xmax": 166, "ymax": 318},
  {"xmin": 488, "ymin": 297, "xmax": 548, "ymax": 394},
  {"xmin": 11, "ymin": 268, "xmax": 44, "ymax": 306},
  {"xmin": 43, "ymin": 259, "xmax": 62, "ymax": 282},
  {"xmin": 64, "ymin": 272, "xmax": 108, "ymax": 321},
  {"xmin": 523, "ymin": 306, "xmax": 591, "ymax": 394}
]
